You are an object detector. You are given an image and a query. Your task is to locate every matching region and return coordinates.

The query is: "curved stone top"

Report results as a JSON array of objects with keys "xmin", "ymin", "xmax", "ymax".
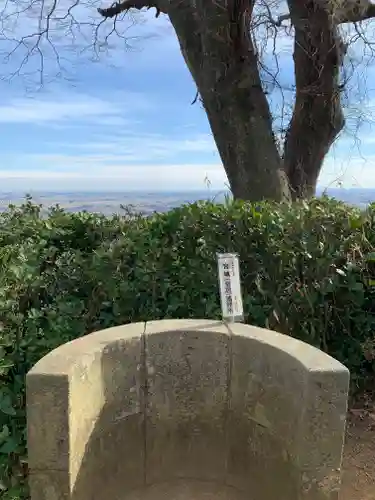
[
  {"xmin": 28, "ymin": 319, "xmax": 348, "ymax": 376},
  {"xmin": 26, "ymin": 320, "xmax": 350, "ymax": 500}
]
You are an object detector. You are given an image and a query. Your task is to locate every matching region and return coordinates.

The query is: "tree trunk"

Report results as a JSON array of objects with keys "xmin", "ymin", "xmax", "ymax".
[
  {"xmin": 283, "ymin": 0, "xmax": 345, "ymax": 200},
  {"xmin": 200, "ymin": 69, "xmax": 291, "ymax": 202},
  {"xmin": 168, "ymin": 1, "xmax": 291, "ymax": 202}
]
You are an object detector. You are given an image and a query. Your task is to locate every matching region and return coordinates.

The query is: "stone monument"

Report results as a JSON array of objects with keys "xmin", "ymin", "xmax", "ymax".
[{"xmin": 26, "ymin": 319, "xmax": 349, "ymax": 500}]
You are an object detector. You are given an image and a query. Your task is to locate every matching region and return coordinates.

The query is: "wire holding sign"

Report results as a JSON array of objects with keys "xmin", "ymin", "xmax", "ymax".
[{"xmin": 217, "ymin": 253, "xmax": 244, "ymax": 323}]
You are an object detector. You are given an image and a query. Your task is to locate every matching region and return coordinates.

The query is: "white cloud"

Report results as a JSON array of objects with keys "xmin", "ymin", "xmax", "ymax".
[
  {"xmin": 0, "ymin": 92, "xmax": 149, "ymax": 124},
  {"xmin": 1, "ymin": 115, "xmax": 374, "ymax": 192},
  {"xmin": 1, "ymin": 144, "xmax": 374, "ymax": 192},
  {"xmin": 5, "ymin": 126, "xmax": 217, "ymax": 165},
  {"xmin": 0, "ymin": 162, "xmax": 228, "ymax": 191},
  {"xmin": 67, "ymin": 133, "xmax": 217, "ymax": 159},
  {"xmin": 319, "ymin": 154, "xmax": 375, "ymax": 189}
]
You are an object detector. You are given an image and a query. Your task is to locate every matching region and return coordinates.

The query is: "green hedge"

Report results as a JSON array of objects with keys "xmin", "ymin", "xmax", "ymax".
[{"xmin": 1, "ymin": 196, "xmax": 375, "ymax": 499}]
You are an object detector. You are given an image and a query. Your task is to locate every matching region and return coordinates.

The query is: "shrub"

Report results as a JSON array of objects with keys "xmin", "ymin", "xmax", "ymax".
[{"xmin": 0, "ymin": 196, "xmax": 374, "ymax": 499}]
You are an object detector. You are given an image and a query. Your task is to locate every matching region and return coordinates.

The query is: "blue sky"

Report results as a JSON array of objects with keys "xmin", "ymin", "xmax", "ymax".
[{"xmin": 0, "ymin": 4, "xmax": 375, "ymax": 192}]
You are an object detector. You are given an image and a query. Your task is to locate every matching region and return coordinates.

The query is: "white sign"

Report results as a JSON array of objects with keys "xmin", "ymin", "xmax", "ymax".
[{"xmin": 217, "ymin": 253, "xmax": 244, "ymax": 322}]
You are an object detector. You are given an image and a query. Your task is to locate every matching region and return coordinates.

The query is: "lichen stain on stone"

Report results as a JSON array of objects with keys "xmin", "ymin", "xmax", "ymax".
[{"xmin": 248, "ymin": 402, "xmax": 272, "ymax": 429}]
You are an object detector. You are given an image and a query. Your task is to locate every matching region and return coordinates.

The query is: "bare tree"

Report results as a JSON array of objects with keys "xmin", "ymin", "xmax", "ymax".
[{"xmin": 2, "ymin": 0, "xmax": 375, "ymax": 201}]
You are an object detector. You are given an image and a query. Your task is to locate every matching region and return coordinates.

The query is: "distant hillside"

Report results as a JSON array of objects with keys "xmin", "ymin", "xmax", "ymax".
[{"xmin": 0, "ymin": 188, "xmax": 373, "ymax": 215}]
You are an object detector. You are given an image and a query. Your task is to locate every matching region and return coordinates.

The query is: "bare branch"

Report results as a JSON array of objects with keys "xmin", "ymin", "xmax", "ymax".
[
  {"xmin": 0, "ymin": 0, "xmax": 147, "ymax": 86},
  {"xmin": 262, "ymin": 3, "xmax": 290, "ymax": 28},
  {"xmin": 262, "ymin": 2, "xmax": 375, "ymax": 28},
  {"xmin": 98, "ymin": 0, "xmax": 163, "ymax": 18},
  {"xmin": 276, "ymin": 13, "xmax": 290, "ymax": 26},
  {"xmin": 191, "ymin": 90, "xmax": 199, "ymax": 105},
  {"xmin": 337, "ymin": 1, "xmax": 375, "ymax": 24}
]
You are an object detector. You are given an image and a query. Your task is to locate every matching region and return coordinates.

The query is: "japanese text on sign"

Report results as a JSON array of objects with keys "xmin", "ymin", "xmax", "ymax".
[{"xmin": 217, "ymin": 253, "xmax": 244, "ymax": 322}]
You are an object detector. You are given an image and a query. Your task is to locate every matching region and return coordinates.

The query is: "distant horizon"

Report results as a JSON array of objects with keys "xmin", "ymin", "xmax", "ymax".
[
  {"xmin": 1, "ymin": 186, "xmax": 375, "ymax": 194},
  {"xmin": 0, "ymin": 187, "xmax": 373, "ymax": 215}
]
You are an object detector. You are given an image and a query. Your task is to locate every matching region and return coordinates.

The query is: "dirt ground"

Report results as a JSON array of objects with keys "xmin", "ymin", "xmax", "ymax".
[{"xmin": 341, "ymin": 406, "xmax": 375, "ymax": 499}]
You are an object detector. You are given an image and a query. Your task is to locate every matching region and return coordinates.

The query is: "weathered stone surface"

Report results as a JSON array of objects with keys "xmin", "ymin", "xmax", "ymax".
[
  {"xmin": 27, "ymin": 322, "xmax": 145, "ymax": 500},
  {"xmin": 225, "ymin": 324, "xmax": 305, "ymax": 499},
  {"xmin": 27, "ymin": 373, "xmax": 70, "ymax": 471},
  {"xmin": 227, "ymin": 323, "xmax": 349, "ymax": 500},
  {"xmin": 123, "ymin": 479, "xmax": 248, "ymax": 500},
  {"xmin": 296, "ymin": 369, "xmax": 349, "ymax": 500},
  {"xmin": 71, "ymin": 416, "xmax": 144, "ymax": 500},
  {"xmin": 144, "ymin": 321, "xmax": 230, "ymax": 483},
  {"xmin": 26, "ymin": 319, "xmax": 349, "ymax": 500},
  {"xmin": 28, "ymin": 470, "xmax": 70, "ymax": 500}
]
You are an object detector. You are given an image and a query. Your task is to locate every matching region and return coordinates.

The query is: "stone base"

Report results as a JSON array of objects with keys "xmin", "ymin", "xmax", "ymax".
[{"xmin": 124, "ymin": 480, "xmax": 248, "ymax": 500}]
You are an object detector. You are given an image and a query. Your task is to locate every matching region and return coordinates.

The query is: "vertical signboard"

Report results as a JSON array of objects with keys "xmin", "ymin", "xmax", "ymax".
[{"xmin": 217, "ymin": 253, "xmax": 244, "ymax": 323}]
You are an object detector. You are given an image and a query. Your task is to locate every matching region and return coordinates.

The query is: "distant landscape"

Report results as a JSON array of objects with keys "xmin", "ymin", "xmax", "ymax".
[{"xmin": 0, "ymin": 188, "xmax": 374, "ymax": 215}]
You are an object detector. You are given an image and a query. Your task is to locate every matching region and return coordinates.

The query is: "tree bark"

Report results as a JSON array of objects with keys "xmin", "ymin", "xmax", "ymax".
[
  {"xmin": 167, "ymin": 0, "xmax": 291, "ymax": 202},
  {"xmin": 283, "ymin": 0, "xmax": 345, "ymax": 200}
]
